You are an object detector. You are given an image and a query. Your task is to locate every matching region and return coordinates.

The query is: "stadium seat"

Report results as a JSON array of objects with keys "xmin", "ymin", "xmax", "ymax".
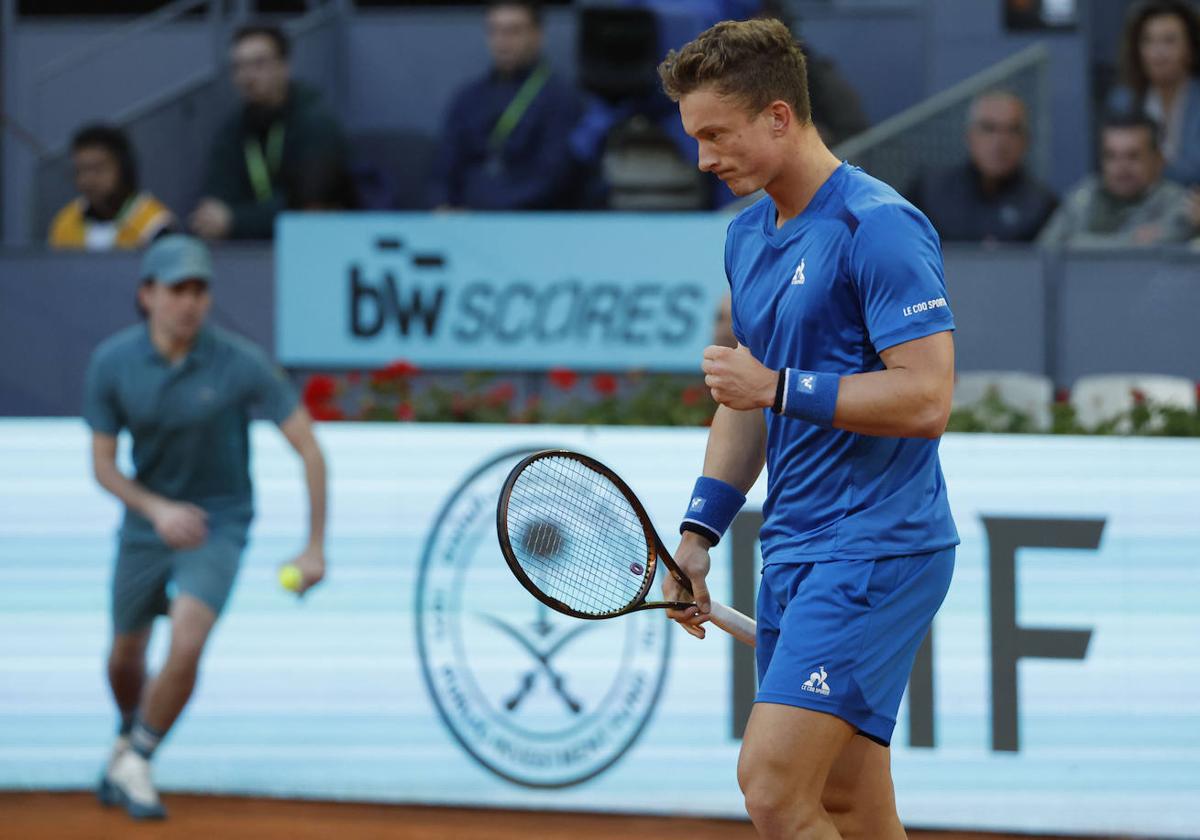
[
  {"xmin": 953, "ymin": 371, "xmax": 1054, "ymax": 431},
  {"xmin": 1070, "ymin": 373, "xmax": 1198, "ymax": 430},
  {"xmin": 350, "ymin": 129, "xmax": 437, "ymax": 210}
]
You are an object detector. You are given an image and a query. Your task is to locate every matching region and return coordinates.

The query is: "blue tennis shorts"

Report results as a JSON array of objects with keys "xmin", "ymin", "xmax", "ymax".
[
  {"xmin": 755, "ymin": 548, "xmax": 954, "ymax": 746},
  {"xmin": 111, "ymin": 523, "xmax": 249, "ymax": 634}
]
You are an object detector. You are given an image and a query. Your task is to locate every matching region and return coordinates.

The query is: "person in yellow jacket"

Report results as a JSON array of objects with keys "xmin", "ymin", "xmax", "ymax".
[{"xmin": 49, "ymin": 125, "xmax": 174, "ymax": 250}]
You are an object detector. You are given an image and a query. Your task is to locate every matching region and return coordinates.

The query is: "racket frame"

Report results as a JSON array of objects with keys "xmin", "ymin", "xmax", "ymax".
[{"xmin": 497, "ymin": 449, "xmax": 695, "ymax": 620}]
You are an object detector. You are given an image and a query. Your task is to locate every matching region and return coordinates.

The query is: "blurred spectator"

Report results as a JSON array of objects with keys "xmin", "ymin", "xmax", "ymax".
[
  {"xmin": 1108, "ymin": 0, "xmax": 1200, "ymax": 186},
  {"xmin": 1038, "ymin": 113, "xmax": 1195, "ymax": 248},
  {"xmin": 48, "ymin": 124, "xmax": 173, "ymax": 250},
  {"xmin": 430, "ymin": 0, "xmax": 582, "ymax": 210},
  {"xmin": 190, "ymin": 24, "xmax": 355, "ymax": 240},
  {"xmin": 803, "ymin": 47, "xmax": 870, "ymax": 147},
  {"xmin": 907, "ymin": 91, "xmax": 1057, "ymax": 243},
  {"xmin": 713, "ymin": 293, "xmax": 736, "ymax": 349}
]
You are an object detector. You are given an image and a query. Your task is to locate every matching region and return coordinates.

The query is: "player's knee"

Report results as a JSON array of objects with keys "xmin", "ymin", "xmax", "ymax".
[
  {"xmin": 739, "ymin": 758, "xmax": 822, "ymax": 834},
  {"xmin": 821, "ymin": 784, "xmax": 859, "ymax": 836},
  {"xmin": 822, "ymin": 787, "xmax": 901, "ymax": 840},
  {"xmin": 165, "ymin": 631, "xmax": 209, "ymax": 671},
  {"xmin": 109, "ymin": 635, "xmax": 147, "ymax": 670}
]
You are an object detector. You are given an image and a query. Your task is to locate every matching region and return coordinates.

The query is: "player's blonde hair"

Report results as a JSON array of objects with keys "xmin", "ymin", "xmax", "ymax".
[{"xmin": 657, "ymin": 18, "xmax": 812, "ymax": 123}]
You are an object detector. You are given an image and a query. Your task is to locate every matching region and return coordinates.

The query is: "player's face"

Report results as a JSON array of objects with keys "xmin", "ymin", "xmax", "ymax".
[
  {"xmin": 142, "ymin": 280, "xmax": 212, "ymax": 344},
  {"xmin": 679, "ymin": 87, "xmax": 780, "ymax": 197},
  {"xmin": 231, "ymin": 35, "xmax": 290, "ymax": 108},
  {"xmin": 1139, "ymin": 13, "xmax": 1192, "ymax": 87},
  {"xmin": 966, "ymin": 96, "xmax": 1027, "ymax": 181},
  {"xmin": 1100, "ymin": 126, "xmax": 1162, "ymax": 199},
  {"xmin": 487, "ymin": 5, "xmax": 542, "ymax": 75},
  {"xmin": 72, "ymin": 146, "xmax": 123, "ymax": 214}
]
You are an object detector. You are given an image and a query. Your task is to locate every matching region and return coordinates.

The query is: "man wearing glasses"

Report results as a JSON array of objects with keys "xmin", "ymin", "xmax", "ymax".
[
  {"xmin": 907, "ymin": 90, "xmax": 1059, "ymax": 243},
  {"xmin": 190, "ymin": 24, "xmax": 355, "ymax": 240}
]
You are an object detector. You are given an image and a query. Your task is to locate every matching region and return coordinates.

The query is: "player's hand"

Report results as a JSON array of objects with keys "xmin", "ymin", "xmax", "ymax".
[
  {"xmin": 288, "ymin": 544, "xmax": 326, "ymax": 595},
  {"xmin": 189, "ymin": 198, "xmax": 233, "ymax": 240},
  {"xmin": 149, "ymin": 499, "xmax": 208, "ymax": 549},
  {"xmin": 702, "ymin": 344, "xmax": 776, "ymax": 410},
  {"xmin": 1131, "ymin": 223, "xmax": 1163, "ymax": 246},
  {"xmin": 1186, "ymin": 188, "xmax": 1200, "ymax": 230},
  {"xmin": 664, "ymin": 532, "xmax": 712, "ymax": 640}
]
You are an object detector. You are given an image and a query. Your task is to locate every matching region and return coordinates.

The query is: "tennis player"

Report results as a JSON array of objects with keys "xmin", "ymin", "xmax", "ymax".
[
  {"xmin": 83, "ymin": 234, "xmax": 328, "ymax": 820},
  {"xmin": 659, "ymin": 20, "xmax": 958, "ymax": 840}
]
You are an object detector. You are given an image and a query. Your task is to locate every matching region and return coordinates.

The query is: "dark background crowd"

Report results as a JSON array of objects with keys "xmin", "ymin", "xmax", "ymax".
[{"xmin": 36, "ymin": 0, "xmax": 1200, "ymax": 251}]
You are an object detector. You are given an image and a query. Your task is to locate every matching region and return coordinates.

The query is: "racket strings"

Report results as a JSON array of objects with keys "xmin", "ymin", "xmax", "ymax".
[{"xmin": 505, "ymin": 456, "xmax": 652, "ymax": 616}]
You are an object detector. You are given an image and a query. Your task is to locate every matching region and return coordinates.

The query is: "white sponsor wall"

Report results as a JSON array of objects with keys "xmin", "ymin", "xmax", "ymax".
[{"xmin": 1, "ymin": 421, "xmax": 1197, "ymax": 837}]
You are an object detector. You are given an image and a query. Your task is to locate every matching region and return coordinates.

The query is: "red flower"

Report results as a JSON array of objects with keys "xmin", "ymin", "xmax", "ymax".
[
  {"xmin": 1054, "ymin": 387, "xmax": 1071, "ymax": 404},
  {"xmin": 371, "ymin": 359, "xmax": 419, "ymax": 384},
  {"xmin": 309, "ymin": 403, "xmax": 344, "ymax": 422},
  {"xmin": 347, "ymin": 371, "xmax": 362, "ymax": 385},
  {"xmin": 395, "ymin": 402, "xmax": 415, "ymax": 421},
  {"xmin": 548, "ymin": 367, "xmax": 578, "ymax": 391},
  {"xmin": 592, "ymin": 373, "xmax": 619, "ymax": 396},
  {"xmin": 1131, "ymin": 388, "xmax": 1147, "ymax": 405},
  {"xmin": 302, "ymin": 374, "xmax": 337, "ymax": 407},
  {"xmin": 485, "ymin": 382, "xmax": 517, "ymax": 407},
  {"xmin": 681, "ymin": 385, "xmax": 705, "ymax": 406}
]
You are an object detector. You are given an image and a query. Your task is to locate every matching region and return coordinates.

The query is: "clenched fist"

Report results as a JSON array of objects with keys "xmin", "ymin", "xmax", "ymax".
[{"xmin": 701, "ymin": 344, "xmax": 777, "ymax": 410}]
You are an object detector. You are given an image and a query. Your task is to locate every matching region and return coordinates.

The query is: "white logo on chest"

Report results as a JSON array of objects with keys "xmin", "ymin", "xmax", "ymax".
[{"xmin": 790, "ymin": 258, "xmax": 806, "ymax": 286}]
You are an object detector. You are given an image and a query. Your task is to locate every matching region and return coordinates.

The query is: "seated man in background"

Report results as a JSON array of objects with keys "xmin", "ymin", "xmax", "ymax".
[
  {"xmin": 49, "ymin": 124, "xmax": 174, "ymax": 250},
  {"xmin": 1038, "ymin": 113, "xmax": 1195, "ymax": 248},
  {"xmin": 190, "ymin": 24, "xmax": 355, "ymax": 240},
  {"xmin": 907, "ymin": 91, "xmax": 1057, "ymax": 243},
  {"xmin": 430, "ymin": 0, "xmax": 582, "ymax": 210}
]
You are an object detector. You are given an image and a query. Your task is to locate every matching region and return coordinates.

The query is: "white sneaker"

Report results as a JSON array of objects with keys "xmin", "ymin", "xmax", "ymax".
[
  {"xmin": 107, "ymin": 750, "xmax": 167, "ymax": 820},
  {"xmin": 96, "ymin": 735, "xmax": 129, "ymax": 807}
]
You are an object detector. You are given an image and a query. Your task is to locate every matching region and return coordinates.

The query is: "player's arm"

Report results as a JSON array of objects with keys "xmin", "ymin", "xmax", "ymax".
[
  {"xmin": 702, "ymin": 332, "xmax": 954, "ymax": 438},
  {"xmin": 830, "ymin": 331, "xmax": 954, "ymax": 437},
  {"xmin": 279, "ymin": 406, "xmax": 328, "ymax": 593},
  {"xmin": 90, "ymin": 432, "xmax": 208, "ymax": 548},
  {"xmin": 665, "ymin": 404, "xmax": 766, "ymax": 638}
]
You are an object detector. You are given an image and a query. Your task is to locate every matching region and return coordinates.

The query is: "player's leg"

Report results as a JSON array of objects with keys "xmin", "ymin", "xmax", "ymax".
[
  {"xmin": 107, "ymin": 627, "xmax": 151, "ymax": 737},
  {"xmin": 111, "ymin": 525, "xmax": 244, "ymax": 820},
  {"xmin": 738, "ymin": 703, "xmax": 856, "ymax": 839},
  {"xmin": 138, "ymin": 594, "xmax": 218, "ymax": 736},
  {"xmin": 822, "ymin": 736, "xmax": 905, "ymax": 840},
  {"xmin": 100, "ymin": 539, "xmax": 170, "ymax": 811},
  {"xmin": 136, "ymin": 523, "xmax": 245, "ymax": 743},
  {"xmin": 816, "ymin": 549, "xmax": 955, "ymax": 840},
  {"xmin": 109, "ymin": 595, "xmax": 215, "ymax": 821}
]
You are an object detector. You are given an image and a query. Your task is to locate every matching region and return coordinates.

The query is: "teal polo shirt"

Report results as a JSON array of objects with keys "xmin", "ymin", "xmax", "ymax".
[{"xmin": 83, "ymin": 324, "xmax": 298, "ymax": 536}]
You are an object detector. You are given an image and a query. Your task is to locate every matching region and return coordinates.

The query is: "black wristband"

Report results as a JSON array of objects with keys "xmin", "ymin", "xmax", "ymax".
[{"xmin": 772, "ymin": 369, "xmax": 785, "ymax": 414}]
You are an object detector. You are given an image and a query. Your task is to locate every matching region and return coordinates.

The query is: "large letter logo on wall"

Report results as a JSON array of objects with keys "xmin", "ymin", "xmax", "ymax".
[{"xmin": 416, "ymin": 448, "xmax": 672, "ymax": 788}]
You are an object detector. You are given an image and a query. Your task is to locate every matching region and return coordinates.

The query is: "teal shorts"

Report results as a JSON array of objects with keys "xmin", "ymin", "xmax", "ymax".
[{"xmin": 111, "ymin": 523, "xmax": 249, "ymax": 634}]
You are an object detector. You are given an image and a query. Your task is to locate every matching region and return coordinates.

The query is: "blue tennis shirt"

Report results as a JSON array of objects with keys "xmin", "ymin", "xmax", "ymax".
[{"xmin": 726, "ymin": 163, "xmax": 959, "ymax": 564}]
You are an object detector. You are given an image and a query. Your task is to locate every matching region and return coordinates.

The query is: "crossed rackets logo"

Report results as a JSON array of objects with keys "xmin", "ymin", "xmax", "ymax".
[{"xmin": 480, "ymin": 606, "xmax": 595, "ymax": 715}]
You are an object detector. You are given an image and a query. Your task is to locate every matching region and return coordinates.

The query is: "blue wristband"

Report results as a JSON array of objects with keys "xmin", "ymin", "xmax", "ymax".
[
  {"xmin": 680, "ymin": 476, "xmax": 746, "ymax": 546},
  {"xmin": 773, "ymin": 369, "xmax": 839, "ymax": 428}
]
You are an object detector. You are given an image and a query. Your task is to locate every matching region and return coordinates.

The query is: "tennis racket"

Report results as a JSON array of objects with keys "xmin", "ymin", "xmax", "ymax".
[{"xmin": 496, "ymin": 449, "xmax": 757, "ymax": 647}]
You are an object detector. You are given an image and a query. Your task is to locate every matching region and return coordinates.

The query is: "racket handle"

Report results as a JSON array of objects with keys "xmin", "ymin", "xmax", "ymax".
[{"xmin": 708, "ymin": 600, "xmax": 757, "ymax": 648}]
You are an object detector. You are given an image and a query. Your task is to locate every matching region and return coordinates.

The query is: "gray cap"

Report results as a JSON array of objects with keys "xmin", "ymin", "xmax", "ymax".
[{"xmin": 141, "ymin": 234, "xmax": 213, "ymax": 286}]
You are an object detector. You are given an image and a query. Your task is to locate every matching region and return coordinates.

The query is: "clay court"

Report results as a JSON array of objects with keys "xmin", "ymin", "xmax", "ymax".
[{"xmin": 1, "ymin": 793, "xmax": 1089, "ymax": 840}]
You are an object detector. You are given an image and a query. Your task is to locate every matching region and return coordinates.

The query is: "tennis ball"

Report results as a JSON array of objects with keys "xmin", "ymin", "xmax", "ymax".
[{"xmin": 278, "ymin": 564, "xmax": 303, "ymax": 593}]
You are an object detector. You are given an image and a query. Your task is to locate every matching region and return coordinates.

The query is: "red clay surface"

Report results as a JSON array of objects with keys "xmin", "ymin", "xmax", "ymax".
[{"xmin": 0, "ymin": 792, "xmax": 1102, "ymax": 840}]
